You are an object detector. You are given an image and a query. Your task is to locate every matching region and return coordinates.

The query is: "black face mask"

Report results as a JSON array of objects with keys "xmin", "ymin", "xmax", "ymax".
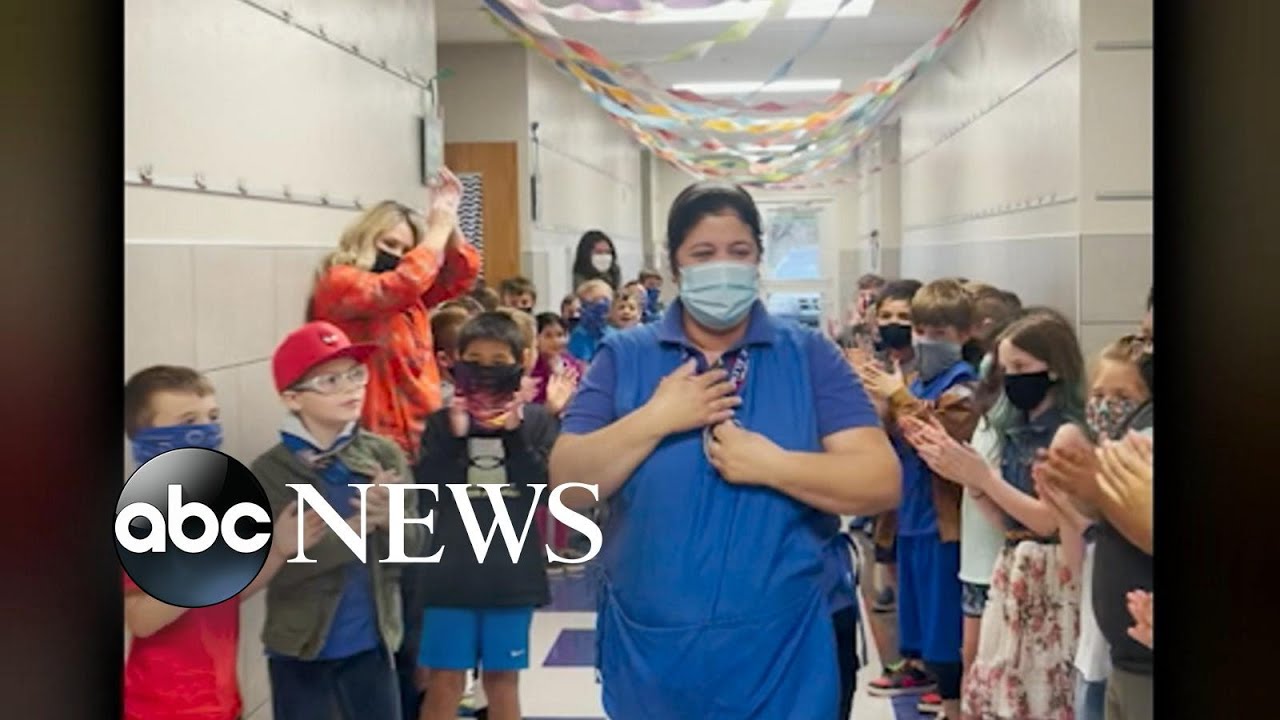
[
  {"xmin": 1138, "ymin": 351, "xmax": 1153, "ymax": 395},
  {"xmin": 877, "ymin": 323, "xmax": 914, "ymax": 350},
  {"xmin": 1004, "ymin": 371, "xmax": 1055, "ymax": 413},
  {"xmin": 961, "ymin": 340, "xmax": 985, "ymax": 368},
  {"xmin": 372, "ymin": 250, "xmax": 401, "ymax": 274},
  {"xmin": 453, "ymin": 361, "xmax": 525, "ymax": 396}
]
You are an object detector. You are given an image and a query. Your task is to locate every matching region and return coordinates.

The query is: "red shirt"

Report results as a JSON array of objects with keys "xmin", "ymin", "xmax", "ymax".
[{"xmin": 123, "ymin": 575, "xmax": 241, "ymax": 720}]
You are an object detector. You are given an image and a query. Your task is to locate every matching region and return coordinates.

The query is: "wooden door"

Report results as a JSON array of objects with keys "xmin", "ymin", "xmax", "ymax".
[{"xmin": 444, "ymin": 142, "xmax": 520, "ymax": 287}]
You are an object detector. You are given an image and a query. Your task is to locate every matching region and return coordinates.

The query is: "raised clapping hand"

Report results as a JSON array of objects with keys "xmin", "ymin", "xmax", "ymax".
[
  {"xmin": 348, "ymin": 467, "xmax": 402, "ymax": 532},
  {"xmin": 1096, "ymin": 431, "xmax": 1153, "ymax": 518},
  {"xmin": 644, "ymin": 360, "xmax": 741, "ymax": 436},
  {"xmin": 544, "ymin": 367, "xmax": 580, "ymax": 417},
  {"xmin": 1032, "ymin": 424, "xmax": 1105, "ymax": 511},
  {"xmin": 856, "ymin": 357, "xmax": 906, "ymax": 401},
  {"xmin": 271, "ymin": 501, "xmax": 328, "ymax": 558},
  {"xmin": 899, "ymin": 415, "xmax": 992, "ymax": 490},
  {"xmin": 424, "ymin": 167, "xmax": 463, "ymax": 252},
  {"xmin": 1126, "ymin": 589, "xmax": 1153, "ymax": 649}
]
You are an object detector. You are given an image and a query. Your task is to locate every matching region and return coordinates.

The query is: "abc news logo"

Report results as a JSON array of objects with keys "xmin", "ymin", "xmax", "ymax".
[{"xmin": 116, "ymin": 448, "xmax": 600, "ymax": 607}]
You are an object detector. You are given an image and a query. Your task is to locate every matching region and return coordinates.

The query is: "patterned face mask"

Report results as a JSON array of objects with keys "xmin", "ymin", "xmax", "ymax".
[{"xmin": 1086, "ymin": 395, "xmax": 1138, "ymax": 439}]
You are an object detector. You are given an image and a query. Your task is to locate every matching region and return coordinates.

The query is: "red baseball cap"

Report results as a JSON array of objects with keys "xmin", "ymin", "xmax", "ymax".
[{"xmin": 272, "ymin": 321, "xmax": 378, "ymax": 392}]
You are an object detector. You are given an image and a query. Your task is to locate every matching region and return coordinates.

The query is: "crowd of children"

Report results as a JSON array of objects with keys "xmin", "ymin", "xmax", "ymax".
[
  {"xmin": 122, "ymin": 194, "xmax": 1152, "ymax": 720},
  {"xmin": 844, "ymin": 274, "xmax": 1154, "ymax": 720}
]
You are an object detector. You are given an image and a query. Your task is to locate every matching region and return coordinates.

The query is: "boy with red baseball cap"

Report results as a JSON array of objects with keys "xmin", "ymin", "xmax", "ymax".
[{"xmin": 251, "ymin": 321, "xmax": 427, "ymax": 720}]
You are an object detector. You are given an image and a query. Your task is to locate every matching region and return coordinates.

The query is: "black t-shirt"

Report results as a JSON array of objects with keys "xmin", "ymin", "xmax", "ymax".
[
  {"xmin": 408, "ymin": 406, "xmax": 558, "ymax": 609},
  {"xmin": 1092, "ymin": 400, "xmax": 1154, "ymax": 674}
]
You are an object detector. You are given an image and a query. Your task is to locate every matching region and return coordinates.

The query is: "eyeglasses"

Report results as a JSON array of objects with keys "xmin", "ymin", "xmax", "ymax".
[{"xmin": 291, "ymin": 365, "xmax": 369, "ymax": 395}]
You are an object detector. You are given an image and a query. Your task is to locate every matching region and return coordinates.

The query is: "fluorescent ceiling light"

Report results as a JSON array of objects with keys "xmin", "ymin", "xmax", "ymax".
[
  {"xmin": 672, "ymin": 79, "xmax": 842, "ymax": 95},
  {"xmin": 636, "ymin": 0, "xmax": 875, "ymax": 24}
]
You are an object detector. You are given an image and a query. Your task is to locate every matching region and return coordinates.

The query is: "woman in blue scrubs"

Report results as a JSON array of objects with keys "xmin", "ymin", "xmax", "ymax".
[{"xmin": 550, "ymin": 182, "xmax": 902, "ymax": 719}]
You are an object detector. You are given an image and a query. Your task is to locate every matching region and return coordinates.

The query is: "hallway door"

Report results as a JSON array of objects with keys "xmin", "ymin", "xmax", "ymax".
[{"xmin": 444, "ymin": 142, "xmax": 520, "ymax": 286}]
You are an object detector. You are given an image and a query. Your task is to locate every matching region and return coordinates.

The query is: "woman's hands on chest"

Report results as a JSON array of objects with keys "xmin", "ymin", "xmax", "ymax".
[{"xmin": 640, "ymin": 359, "xmax": 742, "ymax": 436}]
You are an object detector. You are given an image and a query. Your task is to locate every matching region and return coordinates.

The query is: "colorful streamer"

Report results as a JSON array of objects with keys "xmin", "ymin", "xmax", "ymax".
[{"xmin": 480, "ymin": 0, "xmax": 984, "ymax": 184}]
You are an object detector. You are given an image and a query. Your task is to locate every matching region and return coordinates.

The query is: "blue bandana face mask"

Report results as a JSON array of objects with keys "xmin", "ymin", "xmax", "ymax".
[
  {"xmin": 580, "ymin": 299, "xmax": 611, "ymax": 332},
  {"xmin": 678, "ymin": 261, "xmax": 758, "ymax": 331},
  {"xmin": 131, "ymin": 423, "xmax": 224, "ymax": 467},
  {"xmin": 645, "ymin": 286, "xmax": 661, "ymax": 309}
]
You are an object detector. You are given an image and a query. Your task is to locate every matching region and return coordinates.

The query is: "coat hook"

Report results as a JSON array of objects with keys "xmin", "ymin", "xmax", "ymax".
[
  {"xmin": 236, "ymin": 178, "xmax": 248, "ymax": 195},
  {"xmin": 138, "ymin": 164, "xmax": 154, "ymax": 184},
  {"xmin": 319, "ymin": 193, "xmax": 330, "ymax": 205},
  {"xmin": 282, "ymin": 185, "xmax": 292, "ymax": 200},
  {"xmin": 193, "ymin": 173, "xmax": 207, "ymax": 190},
  {"xmin": 353, "ymin": 197, "xmax": 363, "ymax": 209},
  {"xmin": 350, "ymin": 42, "xmax": 360, "ymax": 54},
  {"xmin": 378, "ymin": 57, "xmax": 389, "ymax": 68},
  {"xmin": 316, "ymin": 24, "xmax": 327, "ymax": 38},
  {"xmin": 280, "ymin": 8, "xmax": 292, "ymax": 23}
]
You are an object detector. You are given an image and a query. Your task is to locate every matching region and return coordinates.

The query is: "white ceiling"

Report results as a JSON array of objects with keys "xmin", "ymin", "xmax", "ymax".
[{"xmin": 435, "ymin": 0, "xmax": 964, "ymax": 99}]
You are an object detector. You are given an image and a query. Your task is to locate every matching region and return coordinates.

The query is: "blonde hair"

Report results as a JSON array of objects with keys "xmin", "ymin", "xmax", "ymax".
[
  {"xmin": 320, "ymin": 201, "xmax": 421, "ymax": 272},
  {"xmin": 576, "ymin": 278, "xmax": 614, "ymax": 300},
  {"xmin": 496, "ymin": 306, "xmax": 537, "ymax": 351}
]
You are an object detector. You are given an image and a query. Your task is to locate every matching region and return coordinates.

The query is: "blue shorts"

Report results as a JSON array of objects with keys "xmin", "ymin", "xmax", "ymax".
[
  {"xmin": 896, "ymin": 534, "xmax": 962, "ymax": 664},
  {"xmin": 418, "ymin": 606, "xmax": 535, "ymax": 671}
]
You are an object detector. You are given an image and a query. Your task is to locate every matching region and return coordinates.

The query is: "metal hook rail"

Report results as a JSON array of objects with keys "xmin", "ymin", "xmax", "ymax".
[
  {"xmin": 234, "ymin": 0, "xmax": 436, "ymax": 92},
  {"xmin": 126, "ymin": 165, "xmax": 364, "ymax": 211}
]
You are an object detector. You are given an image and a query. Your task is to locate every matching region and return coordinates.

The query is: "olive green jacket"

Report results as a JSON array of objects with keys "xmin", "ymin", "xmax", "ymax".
[{"xmin": 251, "ymin": 428, "xmax": 426, "ymax": 660}]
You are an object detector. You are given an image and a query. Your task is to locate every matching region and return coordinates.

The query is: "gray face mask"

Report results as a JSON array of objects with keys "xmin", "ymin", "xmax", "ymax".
[{"xmin": 915, "ymin": 338, "xmax": 964, "ymax": 381}]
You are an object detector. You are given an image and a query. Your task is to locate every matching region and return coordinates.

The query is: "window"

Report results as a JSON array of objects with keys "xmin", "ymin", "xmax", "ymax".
[{"xmin": 762, "ymin": 208, "xmax": 821, "ymax": 281}]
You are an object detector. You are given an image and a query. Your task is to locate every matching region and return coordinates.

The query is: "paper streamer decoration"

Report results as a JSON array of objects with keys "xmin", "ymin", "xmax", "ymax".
[{"xmin": 481, "ymin": 0, "xmax": 983, "ymax": 184}]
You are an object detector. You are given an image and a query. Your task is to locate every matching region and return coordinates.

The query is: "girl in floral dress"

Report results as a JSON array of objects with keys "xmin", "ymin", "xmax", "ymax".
[{"xmin": 904, "ymin": 311, "xmax": 1087, "ymax": 719}]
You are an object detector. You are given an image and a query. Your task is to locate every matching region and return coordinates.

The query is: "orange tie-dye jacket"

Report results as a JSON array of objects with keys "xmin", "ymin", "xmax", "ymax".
[{"xmin": 310, "ymin": 240, "xmax": 481, "ymax": 462}]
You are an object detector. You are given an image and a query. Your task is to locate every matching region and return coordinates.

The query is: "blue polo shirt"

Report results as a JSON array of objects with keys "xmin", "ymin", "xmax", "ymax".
[{"xmin": 563, "ymin": 299, "xmax": 880, "ymax": 614}]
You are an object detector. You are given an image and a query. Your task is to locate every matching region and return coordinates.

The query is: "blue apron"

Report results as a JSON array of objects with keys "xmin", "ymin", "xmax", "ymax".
[{"xmin": 595, "ymin": 322, "xmax": 837, "ymax": 720}]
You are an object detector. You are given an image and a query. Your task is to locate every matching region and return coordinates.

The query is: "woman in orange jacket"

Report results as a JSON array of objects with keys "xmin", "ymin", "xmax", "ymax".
[{"xmin": 309, "ymin": 168, "xmax": 481, "ymax": 461}]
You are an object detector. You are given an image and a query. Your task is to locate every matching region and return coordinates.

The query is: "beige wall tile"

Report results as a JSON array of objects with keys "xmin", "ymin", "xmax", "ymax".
[
  {"xmin": 900, "ymin": 235, "xmax": 1080, "ymax": 325},
  {"xmin": 194, "ymin": 247, "xmax": 277, "ymax": 370},
  {"xmin": 1080, "ymin": 234, "xmax": 1152, "ymax": 323},
  {"xmin": 273, "ymin": 248, "xmax": 328, "ymax": 342},
  {"xmin": 236, "ymin": 361, "xmax": 282, "ymax": 465},
  {"xmin": 125, "ymin": 244, "xmax": 196, "ymax": 376},
  {"xmin": 238, "ymin": 593, "xmax": 271, "ymax": 720},
  {"xmin": 1081, "ymin": 321, "xmax": 1140, "ymax": 361},
  {"xmin": 202, "ymin": 367, "xmax": 241, "ymax": 460}
]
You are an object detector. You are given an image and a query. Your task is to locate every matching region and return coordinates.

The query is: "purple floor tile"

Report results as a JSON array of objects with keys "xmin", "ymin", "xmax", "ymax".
[{"xmin": 542, "ymin": 628, "xmax": 597, "ymax": 667}]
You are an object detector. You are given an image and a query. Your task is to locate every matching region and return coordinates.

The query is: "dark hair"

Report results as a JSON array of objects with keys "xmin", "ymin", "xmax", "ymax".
[
  {"xmin": 665, "ymin": 182, "xmax": 763, "ymax": 272},
  {"xmin": 560, "ymin": 293, "xmax": 578, "ymax": 315},
  {"xmin": 638, "ymin": 268, "xmax": 662, "ymax": 283},
  {"xmin": 573, "ymin": 230, "xmax": 621, "ymax": 290},
  {"xmin": 873, "ymin": 278, "xmax": 923, "ymax": 309},
  {"xmin": 982, "ymin": 310, "xmax": 1086, "ymax": 431},
  {"xmin": 499, "ymin": 276, "xmax": 537, "ymax": 301},
  {"xmin": 535, "ymin": 311, "xmax": 566, "ymax": 334},
  {"xmin": 124, "ymin": 365, "xmax": 215, "ymax": 438},
  {"xmin": 469, "ymin": 285, "xmax": 501, "ymax": 312},
  {"xmin": 457, "ymin": 311, "xmax": 527, "ymax": 359}
]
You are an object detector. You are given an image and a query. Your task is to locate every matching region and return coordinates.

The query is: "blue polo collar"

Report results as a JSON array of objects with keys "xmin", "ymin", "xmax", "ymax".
[{"xmin": 656, "ymin": 298, "xmax": 778, "ymax": 352}]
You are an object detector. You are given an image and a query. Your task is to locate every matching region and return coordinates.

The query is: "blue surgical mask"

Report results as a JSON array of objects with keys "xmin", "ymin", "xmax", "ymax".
[
  {"xmin": 679, "ymin": 261, "xmax": 758, "ymax": 331},
  {"xmin": 131, "ymin": 423, "xmax": 224, "ymax": 467},
  {"xmin": 580, "ymin": 299, "xmax": 610, "ymax": 332}
]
